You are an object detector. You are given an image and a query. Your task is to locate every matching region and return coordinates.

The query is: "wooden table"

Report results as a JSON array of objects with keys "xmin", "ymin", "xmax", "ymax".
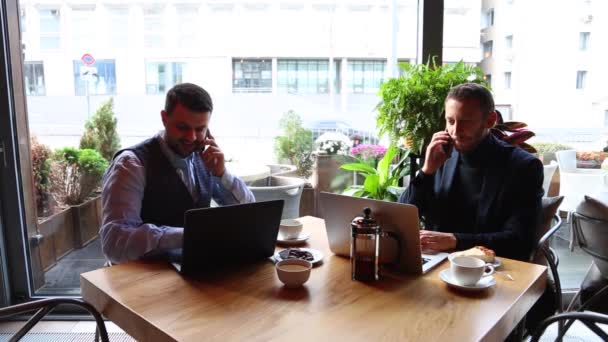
[{"xmin": 81, "ymin": 216, "xmax": 546, "ymax": 341}]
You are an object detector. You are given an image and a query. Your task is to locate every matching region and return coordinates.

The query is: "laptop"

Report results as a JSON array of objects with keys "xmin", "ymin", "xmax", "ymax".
[
  {"xmin": 172, "ymin": 200, "xmax": 284, "ymax": 276},
  {"xmin": 320, "ymin": 192, "xmax": 448, "ymax": 275}
]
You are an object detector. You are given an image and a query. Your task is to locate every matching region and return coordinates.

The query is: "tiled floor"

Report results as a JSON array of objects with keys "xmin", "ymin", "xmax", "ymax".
[
  {"xmin": 0, "ymin": 320, "xmax": 136, "ymax": 341},
  {"xmin": 0, "ymin": 319, "xmax": 605, "ymax": 341}
]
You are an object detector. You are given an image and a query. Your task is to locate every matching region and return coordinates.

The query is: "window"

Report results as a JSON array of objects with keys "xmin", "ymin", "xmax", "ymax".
[
  {"xmin": 576, "ymin": 70, "xmax": 587, "ymax": 89},
  {"xmin": 277, "ymin": 59, "xmax": 340, "ymax": 94},
  {"xmin": 504, "ymin": 72, "xmax": 511, "ymax": 89},
  {"xmin": 72, "ymin": 59, "xmax": 116, "ymax": 95},
  {"xmin": 107, "ymin": 7, "xmax": 129, "ymax": 49},
  {"xmin": 176, "ymin": 6, "xmax": 198, "ymax": 49},
  {"xmin": 14, "ymin": 0, "xmax": 422, "ymax": 297},
  {"xmin": 483, "ymin": 9, "xmax": 494, "ymax": 28},
  {"xmin": 71, "ymin": 7, "xmax": 95, "ymax": 51},
  {"xmin": 232, "ymin": 59, "xmax": 272, "ymax": 93},
  {"xmin": 579, "ymin": 32, "xmax": 590, "ymax": 51},
  {"xmin": 24, "ymin": 62, "xmax": 45, "ymax": 96},
  {"xmin": 39, "ymin": 8, "xmax": 60, "ymax": 50},
  {"xmin": 347, "ymin": 60, "xmax": 386, "ymax": 94},
  {"xmin": 145, "ymin": 61, "xmax": 184, "ymax": 94},
  {"xmin": 482, "ymin": 41, "xmax": 493, "ymax": 59},
  {"xmin": 484, "ymin": 74, "xmax": 492, "ymax": 87},
  {"xmin": 505, "ymin": 35, "xmax": 513, "ymax": 49},
  {"xmin": 143, "ymin": 6, "xmax": 164, "ymax": 49}
]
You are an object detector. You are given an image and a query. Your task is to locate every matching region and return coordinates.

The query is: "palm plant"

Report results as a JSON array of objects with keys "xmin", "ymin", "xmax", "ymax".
[{"xmin": 340, "ymin": 144, "xmax": 410, "ymax": 202}]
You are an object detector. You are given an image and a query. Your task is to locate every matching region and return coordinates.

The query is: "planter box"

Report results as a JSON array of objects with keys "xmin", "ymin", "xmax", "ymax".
[
  {"xmin": 37, "ymin": 206, "xmax": 75, "ymax": 269},
  {"xmin": 72, "ymin": 195, "xmax": 102, "ymax": 249}
]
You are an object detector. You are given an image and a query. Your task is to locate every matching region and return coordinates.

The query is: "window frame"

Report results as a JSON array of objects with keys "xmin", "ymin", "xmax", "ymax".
[
  {"xmin": 232, "ymin": 58, "xmax": 273, "ymax": 93},
  {"xmin": 38, "ymin": 7, "xmax": 61, "ymax": 51},
  {"xmin": 23, "ymin": 61, "xmax": 45, "ymax": 96},
  {"xmin": 72, "ymin": 59, "xmax": 117, "ymax": 96}
]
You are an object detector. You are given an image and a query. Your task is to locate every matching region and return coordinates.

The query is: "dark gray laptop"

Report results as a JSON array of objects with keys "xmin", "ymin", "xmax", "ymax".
[{"xmin": 172, "ymin": 200, "xmax": 284, "ymax": 276}]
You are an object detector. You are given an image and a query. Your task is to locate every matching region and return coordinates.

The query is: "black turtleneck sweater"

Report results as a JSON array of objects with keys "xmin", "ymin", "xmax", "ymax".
[{"xmin": 448, "ymin": 135, "xmax": 491, "ymax": 235}]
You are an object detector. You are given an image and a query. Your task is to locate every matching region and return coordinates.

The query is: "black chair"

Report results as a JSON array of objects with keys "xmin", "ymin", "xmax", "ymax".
[
  {"xmin": 554, "ymin": 211, "xmax": 608, "ymax": 340},
  {"xmin": 0, "ymin": 297, "xmax": 109, "ymax": 342},
  {"xmin": 531, "ymin": 311, "xmax": 608, "ymax": 342},
  {"xmin": 524, "ymin": 196, "xmax": 565, "ymax": 337}
]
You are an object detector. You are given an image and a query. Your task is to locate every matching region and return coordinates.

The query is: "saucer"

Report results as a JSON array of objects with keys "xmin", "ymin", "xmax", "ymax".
[
  {"xmin": 277, "ymin": 232, "xmax": 311, "ymax": 246},
  {"xmin": 273, "ymin": 248, "xmax": 323, "ymax": 266},
  {"xmin": 439, "ymin": 269, "xmax": 496, "ymax": 292}
]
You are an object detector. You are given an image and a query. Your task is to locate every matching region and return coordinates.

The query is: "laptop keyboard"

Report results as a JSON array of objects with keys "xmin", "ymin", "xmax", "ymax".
[{"xmin": 422, "ymin": 257, "xmax": 431, "ymax": 265}]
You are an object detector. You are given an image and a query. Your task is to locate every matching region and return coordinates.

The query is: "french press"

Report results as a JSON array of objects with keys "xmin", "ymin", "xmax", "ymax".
[{"xmin": 350, "ymin": 207, "xmax": 381, "ymax": 281}]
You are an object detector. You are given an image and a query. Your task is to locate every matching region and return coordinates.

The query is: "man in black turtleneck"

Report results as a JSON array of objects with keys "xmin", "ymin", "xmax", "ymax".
[{"xmin": 399, "ymin": 83, "xmax": 543, "ymax": 261}]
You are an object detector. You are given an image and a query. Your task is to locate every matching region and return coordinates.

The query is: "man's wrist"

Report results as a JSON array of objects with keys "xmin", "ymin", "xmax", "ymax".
[
  {"xmin": 420, "ymin": 165, "xmax": 435, "ymax": 175},
  {"xmin": 449, "ymin": 233, "xmax": 458, "ymax": 250}
]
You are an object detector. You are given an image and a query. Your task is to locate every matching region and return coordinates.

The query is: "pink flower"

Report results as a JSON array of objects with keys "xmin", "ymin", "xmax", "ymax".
[{"xmin": 351, "ymin": 144, "xmax": 387, "ymax": 160}]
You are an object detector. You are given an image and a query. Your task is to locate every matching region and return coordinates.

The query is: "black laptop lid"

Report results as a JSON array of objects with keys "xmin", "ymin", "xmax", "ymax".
[{"xmin": 180, "ymin": 200, "xmax": 284, "ymax": 276}]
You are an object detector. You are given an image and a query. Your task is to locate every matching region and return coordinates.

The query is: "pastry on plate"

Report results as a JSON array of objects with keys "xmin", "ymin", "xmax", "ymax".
[{"xmin": 451, "ymin": 246, "xmax": 495, "ymax": 263}]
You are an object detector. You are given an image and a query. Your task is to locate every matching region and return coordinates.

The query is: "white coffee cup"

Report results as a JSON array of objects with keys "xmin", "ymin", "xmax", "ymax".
[
  {"xmin": 279, "ymin": 219, "xmax": 303, "ymax": 240},
  {"xmin": 276, "ymin": 259, "xmax": 312, "ymax": 288},
  {"xmin": 450, "ymin": 255, "xmax": 495, "ymax": 286}
]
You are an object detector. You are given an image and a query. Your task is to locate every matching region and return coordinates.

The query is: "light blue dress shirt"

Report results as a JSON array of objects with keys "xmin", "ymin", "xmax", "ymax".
[{"xmin": 100, "ymin": 132, "xmax": 255, "ymax": 264}]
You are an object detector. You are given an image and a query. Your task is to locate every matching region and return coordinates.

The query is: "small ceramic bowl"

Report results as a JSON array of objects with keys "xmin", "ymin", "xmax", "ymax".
[
  {"xmin": 279, "ymin": 219, "xmax": 303, "ymax": 240},
  {"xmin": 276, "ymin": 259, "xmax": 312, "ymax": 288}
]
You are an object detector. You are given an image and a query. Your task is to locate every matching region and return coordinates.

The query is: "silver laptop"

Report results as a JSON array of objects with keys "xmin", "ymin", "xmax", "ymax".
[{"xmin": 320, "ymin": 192, "xmax": 448, "ymax": 275}]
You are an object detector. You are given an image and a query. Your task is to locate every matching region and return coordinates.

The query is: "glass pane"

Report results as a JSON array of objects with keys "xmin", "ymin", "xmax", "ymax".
[
  {"xmin": 443, "ymin": 0, "xmax": 602, "ymax": 290},
  {"xmin": 18, "ymin": 0, "xmax": 418, "ymax": 295}
]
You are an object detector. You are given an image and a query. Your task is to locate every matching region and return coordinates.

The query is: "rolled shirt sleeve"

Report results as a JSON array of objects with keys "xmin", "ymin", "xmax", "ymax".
[{"xmin": 213, "ymin": 168, "xmax": 256, "ymax": 204}]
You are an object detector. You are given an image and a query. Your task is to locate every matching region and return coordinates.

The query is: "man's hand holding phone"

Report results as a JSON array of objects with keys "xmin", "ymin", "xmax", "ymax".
[
  {"xmin": 199, "ymin": 129, "xmax": 226, "ymax": 177},
  {"xmin": 421, "ymin": 130, "xmax": 453, "ymax": 175}
]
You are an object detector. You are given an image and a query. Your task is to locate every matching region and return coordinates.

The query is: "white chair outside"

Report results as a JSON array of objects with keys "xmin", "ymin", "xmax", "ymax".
[
  {"xmin": 543, "ymin": 161, "xmax": 558, "ymax": 197},
  {"xmin": 555, "ymin": 150, "xmax": 608, "ymax": 214}
]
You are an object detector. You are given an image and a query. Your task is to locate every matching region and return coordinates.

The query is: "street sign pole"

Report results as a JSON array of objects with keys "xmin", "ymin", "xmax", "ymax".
[
  {"xmin": 86, "ymin": 78, "xmax": 90, "ymax": 118},
  {"xmin": 81, "ymin": 54, "xmax": 96, "ymax": 118}
]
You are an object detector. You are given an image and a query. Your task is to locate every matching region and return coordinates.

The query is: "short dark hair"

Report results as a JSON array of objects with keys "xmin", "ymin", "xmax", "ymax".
[
  {"xmin": 445, "ymin": 83, "xmax": 495, "ymax": 117},
  {"xmin": 164, "ymin": 83, "xmax": 213, "ymax": 115}
]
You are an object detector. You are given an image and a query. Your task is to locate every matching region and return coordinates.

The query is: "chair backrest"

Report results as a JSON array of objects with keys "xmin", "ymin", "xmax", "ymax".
[
  {"xmin": 532, "ymin": 196, "xmax": 564, "ymax": 257},
  {"xmin": 555, "ymin": 150, "xmax": 577, "ymax": 172},
  {"xmin": 531, "ymin": 312, "xmax": 608, "ymax": 342},
  {"xmin": 542, "ymin": 161, "xmax": 558, "ymax": 197},
  {"xmin": 248, "ymin": 176, "xmax": 306, "ymax": 219},
  {"xmin": 574, "ymin": 195, "xmax": 608, "ymax": 278}
]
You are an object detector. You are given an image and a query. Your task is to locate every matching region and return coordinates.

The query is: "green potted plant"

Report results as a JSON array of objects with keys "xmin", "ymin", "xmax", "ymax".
[
  {"xmin": 340, "ymin": 144, "xmax": 410, "ymax": 202},
  {"xmin": 376, "ymin": 60, "xmax": 487, "ymax": 157},
  {"xmin": 31, "ymin": 136, "xmax": 63, "ymax": 271},
  {"xmin": 80, "ymin": 98, "xmax": 121, "ymax": 161},
  {"xmin": 274, "ymin": 110, "xmax": 314, "ymax": 178},
  {"xmin": 50, "ymin": 147, "xmax": 108, "ymax": 248}
]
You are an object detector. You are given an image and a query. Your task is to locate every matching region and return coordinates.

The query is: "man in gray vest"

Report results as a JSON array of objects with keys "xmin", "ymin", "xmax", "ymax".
[{"xmin": 100, "ymin": 83, "xmax": 255, "ymax": 264}]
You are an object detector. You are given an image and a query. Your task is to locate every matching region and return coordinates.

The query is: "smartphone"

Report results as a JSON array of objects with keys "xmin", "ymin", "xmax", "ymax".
[
  {"xmin": 193, "ymin": 129, "xmax": 210, "ymax": 153},
  {"xmin": 442, "ymin": 130, "xmax": 453, "ymax": 156}
]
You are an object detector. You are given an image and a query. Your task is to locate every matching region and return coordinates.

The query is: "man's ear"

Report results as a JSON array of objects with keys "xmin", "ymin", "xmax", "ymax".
[
  {"xmin": 485, "ymin": 111, "xmax": 497, "ymax": 129},
  {"xmin": 161, "ymin": 110, "xmax": 168, "ymax": 126}
]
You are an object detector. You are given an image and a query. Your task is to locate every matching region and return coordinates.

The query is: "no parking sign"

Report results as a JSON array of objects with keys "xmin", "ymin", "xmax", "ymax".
[{"xmin": 81, "ymin": 53, "xmax": 95, "ymax": 66}]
